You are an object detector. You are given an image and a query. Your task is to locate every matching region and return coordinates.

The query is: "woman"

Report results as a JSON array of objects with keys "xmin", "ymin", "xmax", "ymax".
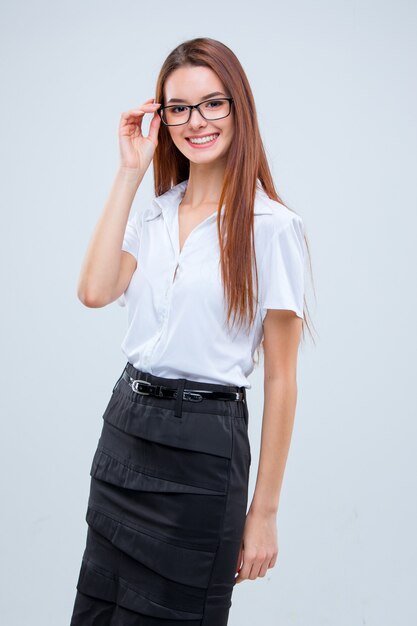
[{"xmin": 70, "ymin": 37, "xmax": 313, "ymax": 626}]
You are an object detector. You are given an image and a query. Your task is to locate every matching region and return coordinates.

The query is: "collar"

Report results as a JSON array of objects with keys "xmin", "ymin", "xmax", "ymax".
[{"xmin": 144, "ymin": 179, "xmax": 273, "ymax": 221}]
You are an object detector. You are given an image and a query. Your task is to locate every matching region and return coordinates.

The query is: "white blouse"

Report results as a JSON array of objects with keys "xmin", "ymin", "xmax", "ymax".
[{"xmin": 117, "ymin": 179, "xmax": 306, "ymax": 389}]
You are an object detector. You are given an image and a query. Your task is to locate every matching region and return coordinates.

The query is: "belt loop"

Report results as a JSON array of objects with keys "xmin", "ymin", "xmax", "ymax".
[
  {"xmin": 174, "ymin": 378, "xmax": 186, "ymax": 418},
  {"xmin": 242, "ymin": 388, "xmax": 249, "ymax": 426}
]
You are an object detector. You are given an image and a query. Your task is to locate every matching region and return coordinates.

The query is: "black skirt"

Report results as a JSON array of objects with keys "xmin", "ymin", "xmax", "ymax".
[{"xmin": 70, "ymin": 361, "xmax": 251, "ymax": 626}]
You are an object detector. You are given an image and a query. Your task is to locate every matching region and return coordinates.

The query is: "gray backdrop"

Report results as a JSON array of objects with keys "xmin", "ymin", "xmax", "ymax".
[{"xmin": 1, "ymin": 0, "xmax": 416, "ymax": 624}]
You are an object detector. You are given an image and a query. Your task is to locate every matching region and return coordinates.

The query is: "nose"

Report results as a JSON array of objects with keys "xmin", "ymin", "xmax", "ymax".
[{"xmin": 188, "ymin": 106, "xmax": 207, "ymax": 128}]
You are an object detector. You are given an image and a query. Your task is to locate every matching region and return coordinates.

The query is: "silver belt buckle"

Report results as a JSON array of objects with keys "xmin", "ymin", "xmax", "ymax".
[
  {"xmin": 130, "ymin": 378, "xmax": 152, "ymax": 395},
  {"xmin": 182, "ymin": 390, "xmax": 203, "ymax": 402}
]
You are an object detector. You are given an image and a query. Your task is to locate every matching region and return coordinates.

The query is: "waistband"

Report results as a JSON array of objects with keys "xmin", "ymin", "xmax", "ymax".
[
  {"xmin": 113, "ymin": 362, "xmax": 248, "ymax": 420},
  {"xmin": 118, "ymin": 362, "xmax": 246, "ymax": 398}
]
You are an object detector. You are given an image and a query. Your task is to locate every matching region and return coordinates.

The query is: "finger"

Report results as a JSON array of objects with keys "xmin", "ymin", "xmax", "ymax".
[
  {"xmin": 247, "ymin": 562, "xmax": 261, "ymax": 580},
  {"xmin": 133, "ymin": 102, "xmax": 161, "ymax": 112},
  {"xmin": 268, "ymin": 552, "xmax": 278, "ymax": 568},
  {"xmin": 235, "ymin": 556, "xmax": 252, "ymax": 583},
  {"xmin": 235, "ymin": 544, "xmax": 243, "ymax": 574},
  {"xmin": 258, "ymin": 559, "xmax": 270, "ymax": 577},
  {"xmin": 121, "ymin": 104, "xmax": 161, "ymax": 120},
  {"xmin": 146, "ymin": 109, "xmax": 162, "ymax": 143}
]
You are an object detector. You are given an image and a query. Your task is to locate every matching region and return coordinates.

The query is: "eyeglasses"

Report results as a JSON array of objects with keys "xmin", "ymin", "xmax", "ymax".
[{"xmin": 158, "ymin": 97, "xmax": 234, "ymax": 127}]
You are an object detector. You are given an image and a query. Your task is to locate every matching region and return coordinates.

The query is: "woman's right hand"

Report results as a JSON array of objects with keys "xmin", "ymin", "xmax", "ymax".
[{"xmin": 118, "ymin": 98, "xmax": 162, "ymax": 173}]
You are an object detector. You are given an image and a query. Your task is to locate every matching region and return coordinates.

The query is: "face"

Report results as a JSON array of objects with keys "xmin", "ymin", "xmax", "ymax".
[{"xmin": 162, "ymin": 65, "xmax": 234, "ymax": 164}]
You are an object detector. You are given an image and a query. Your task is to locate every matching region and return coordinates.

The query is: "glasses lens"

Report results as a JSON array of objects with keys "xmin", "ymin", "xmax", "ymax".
[
  {"xmin": 199, "ymin": 99, "xmax": 231, "ymax": 120},
  {"xmin": 162, "ymin": 99, "xmax": 231, "ymax": 126},
  {"xmin": 162, "ymin": 106, "xmax": 189, "ymax": 125}
]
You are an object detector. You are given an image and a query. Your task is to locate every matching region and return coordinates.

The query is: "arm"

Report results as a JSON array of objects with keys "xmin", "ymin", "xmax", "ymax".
[
  {"xmin": 77, "ymin": 98, "xmax": 162, "ymax": 308},
  {"xmin": 235, "ymin": 308, "xmax": 303, "ymax": 583},
  {"xmin": 77, "ymin": 166, "xmax": 144, "ymax": 308},
  {"xmin": 251, "ymin": 308, "xmax": 302, "ymax": 514}
]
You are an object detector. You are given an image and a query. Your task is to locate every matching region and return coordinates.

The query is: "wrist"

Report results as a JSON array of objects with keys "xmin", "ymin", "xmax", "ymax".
[
  {"xmin": 116, "ymin": 165, "xmax": 145, "ymax": 186},
  {"xmin": 248, "ymin": 500, "xmax": 278, "ymax": 518}
]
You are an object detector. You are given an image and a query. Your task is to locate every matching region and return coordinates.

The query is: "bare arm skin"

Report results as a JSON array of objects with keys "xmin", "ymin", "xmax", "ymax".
[
  {"xmin": 250, "ymin": 309, "xmax": 302, "ymax": 514},
  {"xmin": 77, "ymin": 167, "xmax": 143, "ymax": 308},
  {"xmin": 77, "ymin": 98, "xmax": 162, "ymax": 308},
  {"xmin": 235, "ymin": 309, "xmax": 303, "ymax": 583}
]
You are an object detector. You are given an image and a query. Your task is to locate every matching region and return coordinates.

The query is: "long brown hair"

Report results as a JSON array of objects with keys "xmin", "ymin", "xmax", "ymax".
[{"xmin": 152, "ymin": 37, "xmax": 315, "ymax": 348}]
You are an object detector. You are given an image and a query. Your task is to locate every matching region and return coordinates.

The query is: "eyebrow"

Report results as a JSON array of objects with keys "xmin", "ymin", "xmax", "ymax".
[{"xmin": 166, "ymin": 91, "xmax": 227, "ymax": 104}]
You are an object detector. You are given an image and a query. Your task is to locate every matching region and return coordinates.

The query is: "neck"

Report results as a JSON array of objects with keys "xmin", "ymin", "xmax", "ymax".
[{"xmin": 182, "ymin": 163, "xmax": 226, "ymax": 207}]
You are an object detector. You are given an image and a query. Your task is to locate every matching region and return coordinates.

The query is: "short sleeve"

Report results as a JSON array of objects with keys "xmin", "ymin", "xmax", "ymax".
[
  {"xmin": 117, "ymin": 209, "xmax": 142, "ymax": 307},
  {"xmin": 259, "ymin": 214, "xmax": 306, "ymax": 321}
]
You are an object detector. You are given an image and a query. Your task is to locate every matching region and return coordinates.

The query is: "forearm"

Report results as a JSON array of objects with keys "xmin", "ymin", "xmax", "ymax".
[
  {"xmin": 249, "ymin": 377, "xmax": 298, "ymax": 516},
  {"xmin": 77, "ymin": 166, "xmax": 146, "ymax": 305}
]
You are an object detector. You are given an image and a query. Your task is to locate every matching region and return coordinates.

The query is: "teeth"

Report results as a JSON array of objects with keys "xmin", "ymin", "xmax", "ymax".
[{"xmin": 189, "ymin": 134, "xmax": 219, "ymax": 144}]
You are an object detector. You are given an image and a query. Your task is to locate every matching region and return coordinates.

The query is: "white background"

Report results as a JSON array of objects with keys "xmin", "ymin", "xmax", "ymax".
[{"xmin": 1, "ymin": 0, "xmax": 416, "ymax": 624}]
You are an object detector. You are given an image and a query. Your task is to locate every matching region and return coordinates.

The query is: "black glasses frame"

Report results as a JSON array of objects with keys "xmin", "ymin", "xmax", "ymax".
[{"xmin": 158, "ymin": 97, "xmax": 234, "ymax": 126}]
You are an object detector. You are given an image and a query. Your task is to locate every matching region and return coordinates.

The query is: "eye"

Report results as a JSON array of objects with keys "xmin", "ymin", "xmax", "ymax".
[
  {"xmin": 205, "ymin": 100, "xmax": 223, "ymax": 108},
  {"xmin": 171, "ymin": 106, "xmax": 187, "ymax": 114}
]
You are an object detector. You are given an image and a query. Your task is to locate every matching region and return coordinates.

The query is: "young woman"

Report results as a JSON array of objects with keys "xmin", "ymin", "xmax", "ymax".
[{"xmin": 70, "ymin": 37, "xmax": 313, "ymax": 626}]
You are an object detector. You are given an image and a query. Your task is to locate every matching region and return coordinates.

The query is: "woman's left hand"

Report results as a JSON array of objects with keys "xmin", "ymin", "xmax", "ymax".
[{"xmin": 234, "ymin": 507, "xmax": 278, "ymax": 583}]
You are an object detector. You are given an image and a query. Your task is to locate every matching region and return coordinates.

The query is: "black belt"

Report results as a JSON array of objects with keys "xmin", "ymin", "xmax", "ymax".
[{"xmin": 121, "ymin": 370, "xmax": 245, "ymax": 403}]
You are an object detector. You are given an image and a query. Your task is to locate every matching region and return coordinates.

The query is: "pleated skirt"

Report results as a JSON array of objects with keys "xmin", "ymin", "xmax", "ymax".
[{"xmin": 70, "ymin": 361, "xmax": 251, "ymax": 625}]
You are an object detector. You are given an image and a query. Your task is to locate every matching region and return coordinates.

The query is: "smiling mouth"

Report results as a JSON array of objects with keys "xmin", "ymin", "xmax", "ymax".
[{"xmin": 186, "ymin": 133, "xmax": 220, "ymax": 146}]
